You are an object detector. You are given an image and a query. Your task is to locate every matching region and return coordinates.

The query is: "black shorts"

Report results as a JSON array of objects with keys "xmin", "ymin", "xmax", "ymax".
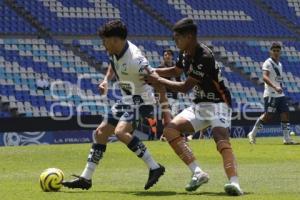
[
  {"xmin": 264, "ymin": 96, "xmax": 289, "ymax": 114},
  {"xmin": 106, "ymin": 103, "xmax": 155, "ymax": 127}
]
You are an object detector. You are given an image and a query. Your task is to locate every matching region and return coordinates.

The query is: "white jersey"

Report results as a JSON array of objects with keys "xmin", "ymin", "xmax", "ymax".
[
  {"xmin": 110, "ymin": 41, "xmax": 155, "ymax": 104},
  {"xmin": 262, "ymin": 58, "xmax": 285, "ymax": 98}
]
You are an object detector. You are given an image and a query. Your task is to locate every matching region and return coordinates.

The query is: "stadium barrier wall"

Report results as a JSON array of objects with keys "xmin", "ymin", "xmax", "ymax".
[{"xmin": 0, "ymin": 112, "xmax": 300, "ymax": 147}]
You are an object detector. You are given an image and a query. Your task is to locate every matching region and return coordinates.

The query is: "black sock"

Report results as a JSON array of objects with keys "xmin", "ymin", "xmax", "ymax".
[
  {"xmin": 127, "ymin": 136, "xmax": 147, "ymax": 158},
  {"xmin": 87, "ymin": 143, "xmax": 107, "ymax": 164}
]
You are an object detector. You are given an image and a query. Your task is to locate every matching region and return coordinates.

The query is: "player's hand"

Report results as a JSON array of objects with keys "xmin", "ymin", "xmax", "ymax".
[
  {"xmin": 143, "ymin": 71, "xmax": 160, "ymax": 87},
  {"xmin": 98, "ymin": 80, "xmax": 108, "ymax": 95},
  {"xmin": 275, "ymin": 86, "xmax": 283, "ymax": 94}
]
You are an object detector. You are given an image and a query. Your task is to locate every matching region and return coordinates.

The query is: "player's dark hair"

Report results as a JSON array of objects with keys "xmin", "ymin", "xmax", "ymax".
[
  {"xmin": 163, "ymin": 49, "xmax": 174, "ymax": 56},
  {"xmin": 270, "ymin": 42, "xmax": 281, "ymax": 50},
  {"xmin": 99, "ymin": 20, "xmax": 127, "ymax": 39},
  {"xmin": 173, "ymin": 18, "xmax": 197, "ymax": 35}
]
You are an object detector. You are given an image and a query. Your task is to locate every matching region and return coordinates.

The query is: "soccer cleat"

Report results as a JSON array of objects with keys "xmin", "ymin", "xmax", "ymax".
[
  {"xmin": 283, "ymin": 138, "xmax": 299, "ymax": 145},
  {"xmin": 144, "ymin": 164, "xmax": 165, "ymax": 190},
  {"xmin": 62, "ymin": 175, "xmax": 92, "ymax": 190},
  {"xmin": 224, "ymin": 183, "xmax": 244, "ymax": 196},
  {"xmin": 185, "ymin": 172, "xmax": 209, "ymax": 192},
  {"xmin": 248, "ymin": 132, "xmax": 256, "ymax": 144}
]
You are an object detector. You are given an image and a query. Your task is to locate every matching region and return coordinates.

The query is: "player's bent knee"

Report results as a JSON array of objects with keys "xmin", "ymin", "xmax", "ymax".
[
  {"xmin": 114, "ymin": 128, "xmax": 125, "ymax": 138},
  {"xmin": 163, "ymin": 126, "xmax": 181, "ymax": 142},
  {"xmin": 93, "ymin": 128, "xmax": 105, "ymax": 141},
  {"xmin": 216, "ymin": 140, "xmax": 232, "ymax": 153},
  {"xmin": 95, "ymin": 126, "xmax": 106, "ymax": 137},
  {"xmin": 280, "ymin": 112, "xmax": 289, "ymax": 121},
  {"xmin": 94, "ymin": 127, "xmax": 103, "ymax": 136},
  {"xmin": 262, "ymin": 113, "xmax": 271, "ymax": 123},
  {"xmin": 94, "ymin": 123, "xmax": 114, "ymax": 141}
]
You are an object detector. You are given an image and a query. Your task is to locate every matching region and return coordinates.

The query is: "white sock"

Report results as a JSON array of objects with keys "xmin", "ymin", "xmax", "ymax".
[
  {"xmin": 250, "ymin": 118, "xmax": 263, "ymax": 137},
  {"xmin": 230, "ymin": 176, "xmax": 239, "ymax": 185},
  {"xmin": 282, "ymin": 122, "xmax": 291, "ymax": 140},
  {"xmin": 81, "ymin": 162, "xmax": 97, "ymax": 180},
  {"xmin": 188, "ymin": 161, "xmax": 203, "ymax": 174},
  {"xmin": 283, "ymin": 133, "xmax": 290, "ymax": 141},
  {"xmin": 138, "ymin": 149, "xmax": 160, "ymax": 170}
]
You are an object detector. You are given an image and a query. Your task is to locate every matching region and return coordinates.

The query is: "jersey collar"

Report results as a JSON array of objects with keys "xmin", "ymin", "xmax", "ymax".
[
  {"xmin": 115, "ymin": 41, "xmax": 129, "ymax": 60},
  {"xmin": 270, "ymin": 57, "xmax": 279, "ymax": 65},
  {"xmin": 186, "ymin": 43, "xmax": 202, "ymax": 62}
]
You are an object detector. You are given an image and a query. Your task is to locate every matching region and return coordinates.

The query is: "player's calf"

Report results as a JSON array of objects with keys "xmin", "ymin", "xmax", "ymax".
[
  {"xmin": 216, "ymin": 139, "xmax": 243, "ymax": 195},
  {"xmin": 164, "ymin": 127, "xmax": 195, "ymax": 165},
  {"xmin": 127, "ymin": 136, "xmax": 165, "ymax": 189},
  {"xmin": 216, "ymin": 140, "xmax": 237, "ymax": 179},
  {"xmin": 164, "ymin": 127, "xmax": 209, "ymax": 191}
]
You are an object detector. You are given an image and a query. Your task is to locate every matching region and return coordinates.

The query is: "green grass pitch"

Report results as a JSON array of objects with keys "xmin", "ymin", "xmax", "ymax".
[{"xmin": 0, "ymin": 137, "xmax": 299, "ymax": 200}]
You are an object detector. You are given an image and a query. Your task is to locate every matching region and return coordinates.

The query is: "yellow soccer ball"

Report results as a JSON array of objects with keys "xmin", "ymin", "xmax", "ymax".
[{"xmin": 39, "ymin": 168, "xmax": 64, "ymax": 192}]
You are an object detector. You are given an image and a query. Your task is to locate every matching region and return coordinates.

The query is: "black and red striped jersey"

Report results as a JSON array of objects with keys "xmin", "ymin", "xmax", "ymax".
[{"xmin": 176, "ymin": 43, "xmax": 232, "ymax": 106}]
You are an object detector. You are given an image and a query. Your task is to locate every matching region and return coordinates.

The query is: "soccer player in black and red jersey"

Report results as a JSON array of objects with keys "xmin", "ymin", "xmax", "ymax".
[{"xmin": 145, "ymin": 18, "xmax": 243, "ymax": 196}]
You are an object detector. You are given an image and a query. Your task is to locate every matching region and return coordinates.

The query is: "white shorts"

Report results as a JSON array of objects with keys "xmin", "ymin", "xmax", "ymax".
[{"xmin": 176, "ymin": 102, "xmax": 232, "ymax": 131}]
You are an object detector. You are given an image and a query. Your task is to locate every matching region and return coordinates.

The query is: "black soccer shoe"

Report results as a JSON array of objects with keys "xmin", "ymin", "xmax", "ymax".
[
  {"xmin": 62, "ymin": 175, "xmax": 92, "ymax": 190},
  {"xmin": 144, "ymin": 164, "xmax": 165, "ymax": 190}
]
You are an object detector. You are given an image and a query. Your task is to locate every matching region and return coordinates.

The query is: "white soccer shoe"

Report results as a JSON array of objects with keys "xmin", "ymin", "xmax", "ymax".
[
  {"xmin": 248, "ymin": 132, "xmax": 256, "ymax": 144},
  {"xmin": 224, "ymin": 183, "xmax": 244, "ymax": 196},
  {"xmin": 185, "ymin": 172, "xmax": 209, "ymax": 192},
  {"xmin": 283, "ymin": 138, "xmax": 299, "ymax": 145}
]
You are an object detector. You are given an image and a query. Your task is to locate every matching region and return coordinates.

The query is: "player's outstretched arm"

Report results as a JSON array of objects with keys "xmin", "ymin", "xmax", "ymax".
[
  {"xmin": 99, "ymin": 64, "xmax": 115, "ymax": 95},
  {"xmin": 155, "ymin": 66, "xmax": 183, "ymax": 78},
  {"xmin": 145, "ymin": 72, "xmax": 198, "ymax": 94},
  {"xmin": 143, "ymin": 66, "xmax": 172, "ymax": 125}
]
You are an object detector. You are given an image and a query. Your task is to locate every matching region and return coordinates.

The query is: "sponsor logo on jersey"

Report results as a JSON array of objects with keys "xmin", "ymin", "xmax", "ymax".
[
  {"xmin": 121, "ymin": 63, "xmax": 128, "ymax": 75},
  {"xmin": 119, "ymin": 82, "xmax": 132, "ymax": 91},
  {"xmin": 196, "ymin": 64, "xmax": 203, "ymax": 70},
  {"xmin": 192, "ymin": 68, "xmax": 205, "ymax": 77},
  {"xmin": 219, "ymin": 118, "xmax": 226, "ymax": 124}
]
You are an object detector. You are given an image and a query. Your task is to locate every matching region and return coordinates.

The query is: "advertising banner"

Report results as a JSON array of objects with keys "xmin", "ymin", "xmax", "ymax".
[{"xmin": 0, "ymin": 125, "xmax": 299, "ymax": 147}]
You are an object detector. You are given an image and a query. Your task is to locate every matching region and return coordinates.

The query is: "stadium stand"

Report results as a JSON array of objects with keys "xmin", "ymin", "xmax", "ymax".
[
  {"xmin": 12, "ymin": 0, "xmax": 170, "ymax": 35},
  {"xmin": 143, "ymin": 0, "xmax": 295, "ymax": 37},
  {"xmin": 0, "ymin": 0, "xmax": 300, "ymax": 119},
  {"xmin": 0, "ymin": 110, "xmax": 12, "ymax": 118},
  {"xmin": 0, "ymin": 2, "xmax": 37, "ymax": 33},
  {"xmin": 0, "ymin": 38, "xmax": 105, "ymax": 117},
  {"xmin": 3, "ymin": 38, "xmax": 294, "ymax": 117},
  {"xmin": 263, "ymin": 0, "xmax": 300, "ymax": 26}
]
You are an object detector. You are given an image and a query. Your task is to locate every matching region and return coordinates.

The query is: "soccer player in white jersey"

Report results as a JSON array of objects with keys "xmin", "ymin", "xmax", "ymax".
[
  {"xmin": 62, "ymin": 20, "xmax": 165, "ymax": 190},
  {"xmin": 248, "ymin": 42, "xmax": 298, "ymax": 145}
]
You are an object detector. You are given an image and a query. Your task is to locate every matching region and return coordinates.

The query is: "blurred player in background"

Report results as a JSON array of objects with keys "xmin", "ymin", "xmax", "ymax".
[
  {"xmin": 157, "ymin": 49, "xmax": 179, "ymax": 99},
  {"xmin": 145, "ymin": 18, "xmax": 243, "ymax": 196},
  {"xmin": 62, "ymin": 20, "xmax": 165, "ymax": 190},
  {"xmin": 248, "ymin": 43, "xmax": 298, "ymax": 145},
  {"xmin": 159, "ymin": 49, "xmax": 175, "ymax": 69}
]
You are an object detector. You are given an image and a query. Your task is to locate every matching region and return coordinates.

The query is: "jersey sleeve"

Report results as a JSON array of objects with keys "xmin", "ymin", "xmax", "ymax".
[
  {"xmin": 262, "ymin": 60, "xmax": 271, "ymax": 71},
  {"xmin": 133, "ymin": 55, "xmax": 153, "ymax": 75}
]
